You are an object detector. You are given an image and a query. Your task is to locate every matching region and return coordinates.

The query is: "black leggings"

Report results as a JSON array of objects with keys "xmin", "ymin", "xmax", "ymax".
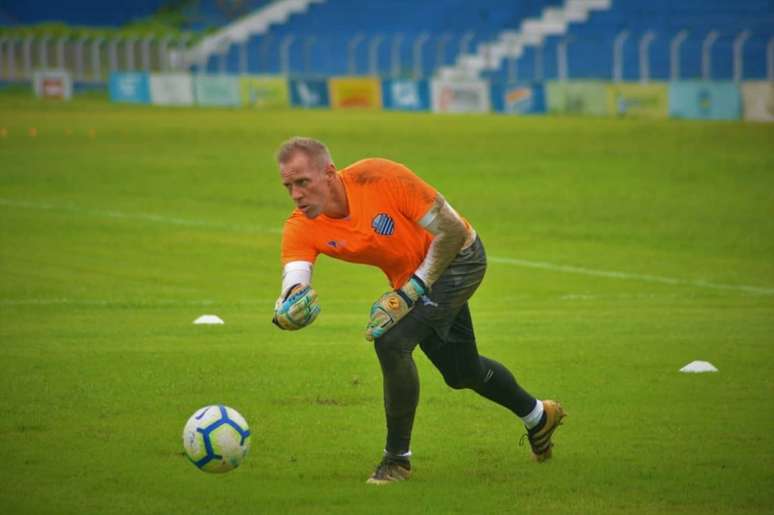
[{"xmin": 373, "ymin": 238, "xmax": 536, "ymax": 455}]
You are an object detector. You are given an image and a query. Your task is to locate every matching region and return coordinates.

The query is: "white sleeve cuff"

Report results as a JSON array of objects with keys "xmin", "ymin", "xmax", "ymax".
[
  {"xmin": 281, "ymin": 261, "xmax": 313, "ymax": 296},
  {"xmin": 418, "ymin": 206, "xmax": 437, "ymax": 228}
]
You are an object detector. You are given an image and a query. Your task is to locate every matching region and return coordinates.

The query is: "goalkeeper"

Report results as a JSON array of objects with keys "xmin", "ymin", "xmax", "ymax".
[{"xmin": 272, "ymin": 137, "xmax": 565, "ymax": 485}]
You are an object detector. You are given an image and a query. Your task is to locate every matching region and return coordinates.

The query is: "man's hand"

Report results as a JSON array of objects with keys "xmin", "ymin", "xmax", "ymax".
[
  {"xmin": 365, "ymin": 276, "xmax": 427, "ymax": 341},
  {"xmin": 273, "ymin": 283, "xmax": 320, "ymax": 330}
]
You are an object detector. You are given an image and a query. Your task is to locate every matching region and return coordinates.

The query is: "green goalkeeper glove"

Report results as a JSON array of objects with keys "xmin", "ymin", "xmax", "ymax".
[
  {"xmin": 273, "ymin": 284, "xmax": 320, "ymax": 330},
  {"xmin": 365, "ymin": 275, "xmax": 427, "ymax": 341}
]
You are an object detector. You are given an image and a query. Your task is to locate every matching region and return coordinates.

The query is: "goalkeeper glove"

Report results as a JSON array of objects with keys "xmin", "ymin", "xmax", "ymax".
[
  {"xmin": 365, "ymin": 275, "xmax": 427, "ymax": 341},
  {"xmin": 273, "ymin": 283, "xmax": 320, "ymax": 330}
]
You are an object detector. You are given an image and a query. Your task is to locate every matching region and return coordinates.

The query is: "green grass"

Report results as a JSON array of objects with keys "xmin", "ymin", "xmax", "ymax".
[{"xmin": 1, "ymin": 96, "xmax": 773, "ymax": 514}]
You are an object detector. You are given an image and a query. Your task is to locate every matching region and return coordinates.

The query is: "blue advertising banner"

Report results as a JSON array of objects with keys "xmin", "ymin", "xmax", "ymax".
[
  {"xmin": 109, "ymin": 72, "xmax": 150, "ymax": 103},
  {"xmin": 289, "ymin": 79, "xmax": 330, "ymax": 108},
  {"xmin": 491, "ymin": 83, "xmax": 546, "ymax": 114},
  {"xmin": 668, "ymin": 81, "xmax": 742, "ymax": 120},
  {"xmin": 381, "ymin": 80, "xmax": 430, "ymax": 111}
]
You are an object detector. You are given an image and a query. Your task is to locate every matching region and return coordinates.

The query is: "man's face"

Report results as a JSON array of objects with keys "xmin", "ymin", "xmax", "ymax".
[{"xmin": 279, "ymin": 152, "xmax": 332, "ymax": 219}]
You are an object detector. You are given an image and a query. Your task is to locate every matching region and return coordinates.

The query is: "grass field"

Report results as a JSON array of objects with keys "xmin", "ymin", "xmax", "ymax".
[{"xmin": 1, "ymin": 96, "xmax": 773, "ymax": 514}]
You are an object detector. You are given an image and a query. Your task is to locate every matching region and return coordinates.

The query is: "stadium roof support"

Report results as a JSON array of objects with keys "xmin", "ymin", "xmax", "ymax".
[
  {"xmin": 701, "ymin": 30, "xmax": 720, "ymax": 80},
  {"xmin": 413, "ymin": 32, "xmax": 431, "ymax": 80},
  {"xmin": 732, "ymin": 30, "xmax": 751, "ymax": 83},
  {"xmin": 368, "ymin": 35, "xmax": 384, "ymax": 76},
  {"xmin": 38, "ymin": 34, "xmax": 50, "ymax": 70},
  {"xmin": 74, "ymin": 36, "xmax": 88, "ymax": 80},
  {"xmin": 612, "ymin": 30, "xmax": 629, "ymax": 83},
  {"xmin": 769, "ymin": 37, "xmax": 774, "ymax": 82},
  {"xmin": 0, "ymin": 37, "xmax": 7, "ymax": 81},
  {"xmin": 23, "ymin": 35, "xmax": 33, "ymax": 78},
  {"xmin": 303, "ymin": 36, "xmax": 316, "ymax": 74},
  {"xmin": 280, "ymin": 35, "xmax": 295, "ymax": 76},
  {"xmin": 347, "ymin": 33, "xmax": 365, "ymax": 76},
  {"xmin": 140, "ymin": 36, "xmax": 154, "ymax": 72},
  {"xmin": 670, "ymin": 30, "xmax": 688, "ymax": 81},
  {"xmin": 390, "ymin": 34, "xmax": 403, "ymax": 79},
  {"xmin": 557, "ymin": 37, "xmax": 569, "ymax": 82},
  {"xmin": 90, "ymin": 37, "xmax": 104, "ymax": 81},
  {"xmin": 56, "ymin": 36, "xmax": 67, "ymax": 69},
  {"xmin": 639, "ymin": 31, "xmax": 656, "ymax": 84}
]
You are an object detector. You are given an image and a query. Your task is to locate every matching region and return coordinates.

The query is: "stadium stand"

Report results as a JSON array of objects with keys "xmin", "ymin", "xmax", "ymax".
[
  {"xmin": 196, "ymin": 0, "xmax": 772, "ymax": 80},
  {"xmin": 481, "ymin": 0, "xmax": 774, "ymax": 81},
  {"xmin": 1, "ymin": 0, "xmax": 771, "ymax": 81},
  {"xmin": 203, "ymin": 0, "xmax": 567, "ymax": 77},
  {"xmin": 0, "ymin": 0, "xmax": 168, "ymax": 27}
]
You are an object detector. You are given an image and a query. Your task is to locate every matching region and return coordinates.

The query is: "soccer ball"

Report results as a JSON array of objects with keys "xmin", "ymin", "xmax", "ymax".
[{"xmin": 182, "ymin": 405, "xmax": 251, "ymax": 473}]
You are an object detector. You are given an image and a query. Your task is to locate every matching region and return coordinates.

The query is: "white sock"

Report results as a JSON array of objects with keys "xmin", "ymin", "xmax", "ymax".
[
  {"xmin": 384, "ymin": 449, "xmax": 412, "ymax": 459},
  {"xmin": 521, "ymin": 400, "xmax": 544, "ymax": 429}
]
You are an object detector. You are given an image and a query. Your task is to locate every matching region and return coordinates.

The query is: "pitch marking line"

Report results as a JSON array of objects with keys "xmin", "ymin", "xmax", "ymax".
[
  {"xmin": 489, "ymin": 256, "xmax": 774, "ymax": 296},
  {"xmin": 0, "ymin": 299, "xmax": 221, "ymax": 307},
  {"xmin": 0, "ymin": 198, "xmax": 281, "ymax": 234},
  {"xmin": 2, "ymin": 198, "xmax": 771, "ymax": 296}
]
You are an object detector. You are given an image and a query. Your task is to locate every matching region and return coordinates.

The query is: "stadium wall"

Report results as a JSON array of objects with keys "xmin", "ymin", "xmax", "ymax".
[{"xmin": 102, "ymin": 71, "xmax": 773, "ymax": 122}]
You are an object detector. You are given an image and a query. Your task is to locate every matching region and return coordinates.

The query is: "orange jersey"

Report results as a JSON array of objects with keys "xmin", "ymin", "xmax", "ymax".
[{"xmin": 281, "ymin": 158, "xmax": 437, "ymax": 288}]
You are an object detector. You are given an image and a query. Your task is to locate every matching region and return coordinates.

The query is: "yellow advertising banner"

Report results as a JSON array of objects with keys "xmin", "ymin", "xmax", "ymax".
[
  {"xmin": 606, "ymin": 83, "xmax": 668, "ymax": 118},
  {"xmin": 329, "ymin": 77, "xmax": 382, "ymax": 109}
]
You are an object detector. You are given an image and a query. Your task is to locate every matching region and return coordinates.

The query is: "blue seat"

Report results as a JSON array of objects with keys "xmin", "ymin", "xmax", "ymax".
[{"xmin": 200, "ymin": 0, "xmax": 773, "ymax": 80}]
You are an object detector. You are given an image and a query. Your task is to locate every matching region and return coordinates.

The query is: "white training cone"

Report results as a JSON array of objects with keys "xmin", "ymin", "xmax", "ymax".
[
  {"xmin": 194, "ymin": 314, "xmax": 224, "ymax": 325},
  {"xmin": 679, "ymin": 360, "xmax": 718, "ymax": 373}
]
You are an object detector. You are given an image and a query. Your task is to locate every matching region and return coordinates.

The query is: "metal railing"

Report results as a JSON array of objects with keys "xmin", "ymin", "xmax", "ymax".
[
  {"xmin": 0, "ymin": 29, "xmax": 770, "ymax": 83},
  {"xmin": 0, "ymin": 33, "xmax": 192, "ymax": 82}
]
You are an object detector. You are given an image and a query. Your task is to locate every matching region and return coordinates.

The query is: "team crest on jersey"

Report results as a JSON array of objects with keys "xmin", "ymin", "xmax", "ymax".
[{"xmin": 371, "ymin": 213, "xmax": 395, "ymax": 236}]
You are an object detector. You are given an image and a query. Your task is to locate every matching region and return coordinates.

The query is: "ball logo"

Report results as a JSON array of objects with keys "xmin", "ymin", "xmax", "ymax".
[{"xmin": 371, "ymin": 213, "xmax": 395, "ymax": 236}]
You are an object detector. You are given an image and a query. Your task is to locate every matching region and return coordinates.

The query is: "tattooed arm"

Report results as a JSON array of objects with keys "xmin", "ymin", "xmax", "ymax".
[
  {"xmin": 414, "ymin": 194, "xmax": 470, "ymax": 288},
  {"xmin": 364, "ymin": 193, "xmax": 471, "ymax": 341}
]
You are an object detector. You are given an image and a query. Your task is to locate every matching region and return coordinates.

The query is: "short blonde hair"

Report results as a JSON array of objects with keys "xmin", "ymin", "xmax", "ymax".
[{"xmin": 276, "ymin": 137, "xmax": 332, "ymax": 169}]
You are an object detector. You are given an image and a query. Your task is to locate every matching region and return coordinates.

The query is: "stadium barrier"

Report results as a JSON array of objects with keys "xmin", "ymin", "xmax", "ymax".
[
  {"xmin": 329, "ymin": 77, "xmax": 382, "ymax": 109},
  {"xmin": 740, "ymin": 82, "xmax": 774, "ymax": 123},
  {"xmin": 109, "ymin": 72, "xmax": 151, "ymax": 103},
  {"xmin": 149, "ymin": 73, "xmax": 195, "ymax": 106},
  {"xmin": 240, "ymin": 75, "xmax": 289, "ymax": 108},
  {"xmin": 33, "ymin": 70, "xmax": 73, "ymax": 100},
  {"xmin": 490, "ymin": 84, "xmax": 546, "ymax": 115},
  {"xmin": 668, "ymin": 81, "xmax": 742, "ymax": 121},
  {"xmin": 381, "ymin": 80, "xmax": 431, "ymax": 111},
  {"xmin": 546, "ymin": 81, "xmax": 608, "ymax": 117},
  {"xmin": 288, "ymin": 78, "xmax": 330, "ymax": 108},
  {"xmin": 194, "ymin": 75, "xmax": 240, "ymax": 107},
  {"xmin": 605, "ymin": 83, "xmax": 669, "ymax": 119},
  {"xmin": 431, "ymin": 79, "xmax": 490, "ymax": 114},
  {"xmin": 104, "ymin": 72, "xmax": 771, "ymax": 122}
]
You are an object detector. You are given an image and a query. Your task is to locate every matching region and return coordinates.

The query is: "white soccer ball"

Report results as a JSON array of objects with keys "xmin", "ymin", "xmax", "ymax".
[{"xmin": 182, "ymin": 405, "xmax": 251, "ymax": 473}]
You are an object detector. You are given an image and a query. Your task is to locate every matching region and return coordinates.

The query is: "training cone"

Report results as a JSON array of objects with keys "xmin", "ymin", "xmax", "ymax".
[
  {"xmin": 679, "ymin": 361, "xmax": 718, "ymax": 373},
  {"xmin": 194, "ymin": 314, "xmax": 224, "ymax": 325}
]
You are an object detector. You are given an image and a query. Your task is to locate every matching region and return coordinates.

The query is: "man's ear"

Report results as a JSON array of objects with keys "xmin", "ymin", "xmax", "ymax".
[{"xmin": 324, "ymin": 162, "xmax": 337, "ymax": 178}]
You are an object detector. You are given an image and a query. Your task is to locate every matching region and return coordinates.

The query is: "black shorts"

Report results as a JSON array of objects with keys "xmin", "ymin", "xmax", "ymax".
[{"xmin": 377, "ymin": 236, "xmax": 487, "ymax": 352}]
